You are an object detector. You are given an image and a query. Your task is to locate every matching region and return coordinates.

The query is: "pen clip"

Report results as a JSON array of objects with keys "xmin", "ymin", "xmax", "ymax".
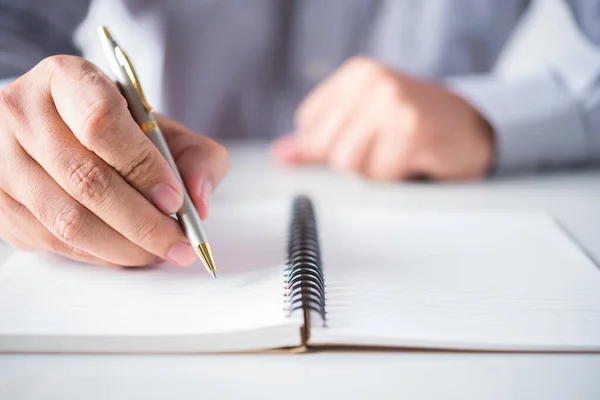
[{"xmin": 113, "ymin": 46, "xmax": 153, "ymax": 113}]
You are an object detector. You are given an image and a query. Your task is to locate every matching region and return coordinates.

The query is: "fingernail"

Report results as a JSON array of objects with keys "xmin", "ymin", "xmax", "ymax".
[
  {"xmin": 166, "ymin": 242, "xmax": 197, "ymax": 267},
  {"xmin": 201, "ymin": 180, "xmax": 213, "ymax": 210},
  {"xmin": 150, "ymin": 184, "xmax": 183, "ymax": 215}
]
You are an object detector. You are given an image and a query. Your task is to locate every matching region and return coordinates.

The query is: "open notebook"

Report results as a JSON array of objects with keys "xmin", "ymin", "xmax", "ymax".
[{"xmin": 1, "ymin": 196, "xmax": 600, "ymax": 353}]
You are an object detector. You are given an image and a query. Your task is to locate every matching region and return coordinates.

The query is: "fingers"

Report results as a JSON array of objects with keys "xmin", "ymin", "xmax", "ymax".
[
  {"xmin": 328, "ymin": 120, "xmax": 377, "ymax": 174},
  {"xmin": 294, "ymin": 56, "xmax": 375, "ymax": 131},
  {"xmin": 0, "ymin": 190, "xmax": 115, "ymax": 267},
  {"xmin": 12, "ymin": 57, "xmax": 196, "ymax": 266},
  {"xmin": 273, "ymin": 56, "xmax": 426, "ymax": 181},
  {"xmin": 46, "ymin": 56, "xmax": 184, "ymax": 216},
  {"xmin": 0, "ymin": 140, "xmax": 155, "ymax": 266},
  {"xmin": 158, "ymin": 115, "xmax": 230, "ymax": 219},
  {"xmin": 363, "ymin": 103, "xmax": 418, "ymax": 181},
  {"xmin": 293, "ymin": 59, "xmax": 375, "ymax": 164},
  {"xmin": 0, "ymin": 55, "xmax": 230, "ymax": 267},
  {"xmin": 363, "ymin": 130, "xmax": 414, "ymax": 181},
  {"xmin": 0, "ymin": 190, "xmax": 36, "ymax": 252},
  {"xmin": 277, "ymin": 57, "xmax": 386, "ymax": 169},
  {"xmin": 329, "ymin": 84, "xmax": 404, "ymax": 177},
  {"xmin": 271, "ymin": 134, "xmax": 305, "ymax": 165}
]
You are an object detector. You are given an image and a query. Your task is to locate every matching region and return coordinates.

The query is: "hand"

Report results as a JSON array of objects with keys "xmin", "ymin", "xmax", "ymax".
[
  {"xmin": 0, "ymin": 55, "xmax": 229, "ymax": 267},
  {"xmin": 272, "ymin": 57, "xmax": 494, "ymax": 181}
]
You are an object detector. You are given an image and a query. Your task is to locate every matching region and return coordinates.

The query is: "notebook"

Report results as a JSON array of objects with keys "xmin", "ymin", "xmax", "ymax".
[{"xmin": 1, "ymin": 195, "xmax": 599, "ymax": 353}]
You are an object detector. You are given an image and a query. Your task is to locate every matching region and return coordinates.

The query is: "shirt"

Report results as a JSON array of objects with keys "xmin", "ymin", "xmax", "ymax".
[{"xmin": 1, "ymin": 0, "xmax": 599, "ymax": 174}]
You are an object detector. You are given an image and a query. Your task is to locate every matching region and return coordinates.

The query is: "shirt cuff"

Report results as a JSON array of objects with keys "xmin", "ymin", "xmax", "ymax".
[{"xmin": 446, "ymin": 71, "xmax": 588, "ymax": 175}]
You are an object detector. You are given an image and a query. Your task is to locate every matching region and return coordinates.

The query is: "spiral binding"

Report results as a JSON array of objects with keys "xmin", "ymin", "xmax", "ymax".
[{"xmin": 284, "ymin": 195, "xmax": 326, "ymax": 326}]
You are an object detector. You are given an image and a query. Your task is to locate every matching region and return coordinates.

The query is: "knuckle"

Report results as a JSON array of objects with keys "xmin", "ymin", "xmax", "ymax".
[
  {"xmin": 40, "ymin": 55, "xmax": 96, "ymax": 80},
  {"xmin": 346, "ymin": 56, "xmax": 379, "ymax": 73},
  {"xmin": 40, "ymin": 54, "xmax": 74, "ymax": 73},
  {"xmin": 78, "ymin": 61, "xmax": 107, "ymax": 86},
  {"xmin": 121, "ymin": 145, "xmax": 155, "ymax": 184},
  {"xmin": 66, "ymin": 158, "xmax": 113, "ymax": 205},
  {"xmin": 0, "ymin": 88, "xmax": 15, "ymax": 112},
  {"xmin": 132, "ymin": 216, "xmax": 161, "ymax": 246},
  {"xmin": 347, "ymin": 55, "xmax": 372, "ymax": 68},
  {"xmin": 0, "ymin": 87, "xmax": 24, "ymax": 127},
  {"xmin": 80, "ymin": 97, "xmax": 125, "ymax": 144},
  {"xmin": 52, "ymin": 203, "xmax": 87, "ymax": 245},
  {"xmin": 376, "ymin": 76, "xmax": 403, "ymax": 102}
]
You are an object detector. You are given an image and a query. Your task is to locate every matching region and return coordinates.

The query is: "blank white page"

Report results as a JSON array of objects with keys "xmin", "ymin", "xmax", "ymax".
[
  {"xmin": 0, "ymin": 200, "xmax": 302, "ymax": 352},
  {"xmin": 309, "ymin": 210, "xmax": 600, "ymax": 351}
]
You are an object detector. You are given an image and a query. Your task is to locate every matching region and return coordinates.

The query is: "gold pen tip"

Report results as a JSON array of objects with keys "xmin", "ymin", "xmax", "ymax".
[
  {"xmin": 98, "ymin": 26, "xmax": 113, "ymax": 41},
  {"xmin": 194, "ymin": 242, "xmax": 217, "ymax": 278}
]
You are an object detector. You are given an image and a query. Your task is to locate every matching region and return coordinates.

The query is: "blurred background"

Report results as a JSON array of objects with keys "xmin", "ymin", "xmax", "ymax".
[{"xmin": 76, "ymin": 0, "xmax": 589, "ymax": 114}]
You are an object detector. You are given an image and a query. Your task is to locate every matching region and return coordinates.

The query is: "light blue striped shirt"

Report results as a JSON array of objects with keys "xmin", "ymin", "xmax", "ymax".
[{"xmin": 1, "ymin": 0, "xmax": 599, "ymax": 174}]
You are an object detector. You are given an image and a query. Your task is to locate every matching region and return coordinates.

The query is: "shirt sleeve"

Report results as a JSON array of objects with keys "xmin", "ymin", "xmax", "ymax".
[
  {"xmin": 0, "ymin": 0, "xmax": 92, "ymax": 79},
  {"xmin": 447, "ymin": 0, "xmax": 600, "ymax": 175}
]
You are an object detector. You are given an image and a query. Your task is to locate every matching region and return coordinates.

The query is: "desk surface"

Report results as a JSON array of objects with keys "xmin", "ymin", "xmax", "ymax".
[{"xmin": 1, "ymin": 142, "xmax": 600, "ymax": 400}]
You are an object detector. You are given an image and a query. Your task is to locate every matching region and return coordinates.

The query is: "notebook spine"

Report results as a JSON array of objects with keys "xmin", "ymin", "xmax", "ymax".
[{"xmin": 284, "ymin": 195, "xmax": 326, "ymax": 327}]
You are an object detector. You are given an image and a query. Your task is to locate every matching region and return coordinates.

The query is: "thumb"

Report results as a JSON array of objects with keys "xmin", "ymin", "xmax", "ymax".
[
  {"xmin": 271, "ymin": 133, "xmax": 306, "ymax": 165},
  {"xmin": 157, "ymin": 115, "xmax": 230, "ymax": 219}
]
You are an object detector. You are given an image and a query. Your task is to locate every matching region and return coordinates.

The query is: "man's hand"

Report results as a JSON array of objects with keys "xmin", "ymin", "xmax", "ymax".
[
  {"xmin": 0, "ymin": 55, "xmax": 229, "ymax": 267},
  {"xmin": 272, "ymin": 57, "xmax": 494, "ymax": 181}
]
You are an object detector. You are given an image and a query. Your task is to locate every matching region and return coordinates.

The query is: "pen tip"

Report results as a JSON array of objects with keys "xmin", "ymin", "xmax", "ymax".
[{"xmin": 194, "ymin": 242, "xmax": 218, "ymax": 279}]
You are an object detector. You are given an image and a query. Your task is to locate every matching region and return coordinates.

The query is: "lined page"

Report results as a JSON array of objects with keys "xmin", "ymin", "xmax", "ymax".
[
  {"xmin": 0, "ymin": 201, "xmax": 296, "ymax": 341},
  {"xmin": 310, "ymin": 210, "xmax": 600, "ymax": 351}
]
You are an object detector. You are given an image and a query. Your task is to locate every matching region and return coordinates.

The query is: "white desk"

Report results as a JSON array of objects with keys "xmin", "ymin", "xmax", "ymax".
[{"xmin": 1, "ymin": 142, "xmax": 600, "ymax": 400}]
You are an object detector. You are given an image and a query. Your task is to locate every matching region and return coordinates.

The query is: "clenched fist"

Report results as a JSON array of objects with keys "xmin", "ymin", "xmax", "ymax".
[
  {"xmin": 0, "ymin": 55, "xmax": 229, "ymax": 267},
  {"xmin": 272, "ymin": 56, "xmax": 494, "ymax": 181}
]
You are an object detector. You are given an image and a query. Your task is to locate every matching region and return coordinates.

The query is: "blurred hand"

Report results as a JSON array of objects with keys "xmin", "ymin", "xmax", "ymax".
[
  {"xmin": 0, "ymin": 55, "xmax": 229, "ymax": 267},
  {"xmin": 272, "ymin": 56, "xmax": 494, "ymax": 181}
]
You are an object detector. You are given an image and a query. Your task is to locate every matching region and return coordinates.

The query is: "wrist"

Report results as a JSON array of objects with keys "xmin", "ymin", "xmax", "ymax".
[
  {"xmin": 473, "ymin": 107, "xmax": 496, "ymax": 175},
  {"xmin": 451, "ymin": 90, "xmax": 496, "ymax": 177}
]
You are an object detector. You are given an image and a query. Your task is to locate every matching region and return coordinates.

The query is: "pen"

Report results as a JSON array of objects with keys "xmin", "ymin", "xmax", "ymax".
[{"xmin": 97, "ymin": 26, "xmax": 217, "ymax": 278}]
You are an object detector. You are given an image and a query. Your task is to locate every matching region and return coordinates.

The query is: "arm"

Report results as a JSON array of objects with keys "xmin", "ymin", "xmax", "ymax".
[
  {"xmin": 0, "ymin": 0, "xmax": 91, "ymax": 82},
  {"xmin": 448, "ymin": 0, "xmax": 600, "ymax": 174}
]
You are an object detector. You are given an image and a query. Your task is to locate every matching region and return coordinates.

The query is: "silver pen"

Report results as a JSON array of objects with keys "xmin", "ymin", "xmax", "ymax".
[{"xmin": 97, "ymin": 26, "xmax": 217, "ymax": 278}]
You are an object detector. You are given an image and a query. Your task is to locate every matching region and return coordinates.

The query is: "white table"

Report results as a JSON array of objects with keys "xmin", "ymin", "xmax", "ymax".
[{"xmin": 1, "ymin": 142, "xmax": 600, "ymax": 400}]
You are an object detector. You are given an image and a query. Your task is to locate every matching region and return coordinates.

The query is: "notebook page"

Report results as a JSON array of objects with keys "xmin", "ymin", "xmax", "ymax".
[
  {"xmin": 309, "ymin": 210, "xmax": 600, "ymax": 351},
  {"xmin": 0, "ymin": 200, "xmax": 302, "ymax": 352}
]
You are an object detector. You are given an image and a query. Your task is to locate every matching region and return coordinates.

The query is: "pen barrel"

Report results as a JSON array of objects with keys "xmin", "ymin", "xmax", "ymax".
[
  {"xmin": 117, "ymin": 78, "xmax": 151, "ymax": 124},
  {"xmin": 176, "ymin": 192, "xmax": 208, "ymax": 245},
  {"xmin": 145, "ymin": 123, "xmax": 208, "ymax": 245}
]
